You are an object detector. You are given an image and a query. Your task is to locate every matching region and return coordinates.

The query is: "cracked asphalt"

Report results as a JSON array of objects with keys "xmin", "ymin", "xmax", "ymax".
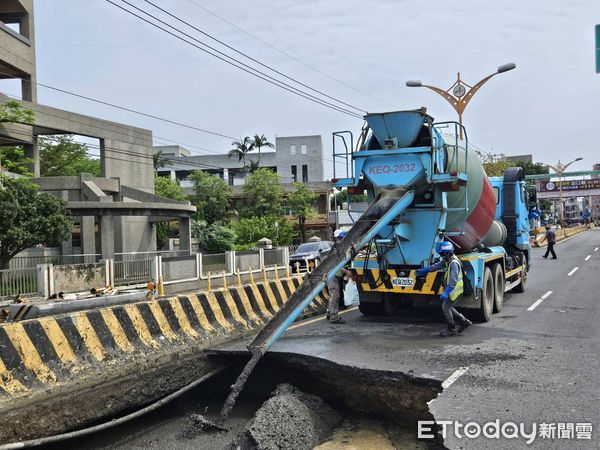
[{"xmin": 216, "ymin": 228, "xmax": 600, "ymax": 449}]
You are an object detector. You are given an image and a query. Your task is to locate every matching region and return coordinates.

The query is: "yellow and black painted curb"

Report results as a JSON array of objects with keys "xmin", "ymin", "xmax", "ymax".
[{"xmin": 0, "ymin": 277, "xmax": 328, "ymax": 399}]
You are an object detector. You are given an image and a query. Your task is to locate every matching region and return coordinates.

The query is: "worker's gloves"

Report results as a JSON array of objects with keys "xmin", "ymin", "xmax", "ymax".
[
  {"xmin": 415, "ymin": 268, "xmax": 429, "ymax": 277},
  {"xmin": 440, "ymin": 286, "xmax": 452, "ymax": 302}
]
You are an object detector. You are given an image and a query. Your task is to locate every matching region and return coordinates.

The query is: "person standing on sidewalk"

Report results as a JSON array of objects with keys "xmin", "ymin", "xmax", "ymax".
[{"xmin": 541, "ymin": 225, "xmax": 557, "ymax": 259}]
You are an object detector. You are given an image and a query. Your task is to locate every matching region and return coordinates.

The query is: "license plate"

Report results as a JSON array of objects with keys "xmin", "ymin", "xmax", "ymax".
[{"xmin": 392, "ymin": 277, "xmax": 414, "ymax": 287}]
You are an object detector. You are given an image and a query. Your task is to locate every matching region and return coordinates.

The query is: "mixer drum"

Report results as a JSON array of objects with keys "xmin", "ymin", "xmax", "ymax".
[{"xmin": 444, "ymin": 141, "xmax": 497, "ymax": 252}]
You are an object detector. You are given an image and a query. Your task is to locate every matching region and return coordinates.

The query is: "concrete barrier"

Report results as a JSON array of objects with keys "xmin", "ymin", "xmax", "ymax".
[
  {"xmin": 532, "ymin": 224, "xmax": 592, "ymax": 247},
  {"xmin": 0, "ymin": 277, "xmax": 327, "ymax": 443}
]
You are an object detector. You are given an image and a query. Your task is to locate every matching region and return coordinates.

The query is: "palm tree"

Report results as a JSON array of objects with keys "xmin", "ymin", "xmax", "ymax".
[
  {"xmin": 228, "ymin": 137, "xmax": 254, "ymax": 167},
  {"xmin": 253, "ymin": 134, "xmax": 274, "ymax": 163},
  {"xmin": 245, "ymin": 160, "xmax": 260, "ymax": 173}
]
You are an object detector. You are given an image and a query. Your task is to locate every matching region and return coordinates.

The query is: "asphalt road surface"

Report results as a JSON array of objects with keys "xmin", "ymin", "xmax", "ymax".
[{"xmin": 219, "ymin": 228, "xmax": 600, "ymax": 449}]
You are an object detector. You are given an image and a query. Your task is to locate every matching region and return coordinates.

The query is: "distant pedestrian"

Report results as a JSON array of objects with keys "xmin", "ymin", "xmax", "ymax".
[{"xmin": 541, "ymin": 225, "xmax": 557, "ymax": 259}]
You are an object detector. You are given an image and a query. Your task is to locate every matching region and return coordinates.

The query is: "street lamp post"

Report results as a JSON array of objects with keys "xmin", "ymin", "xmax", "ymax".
[
  {"xmin": 543, "ymin": 158, "xmax": 583, "ymax": 224},
  {"xmin": 406, "ymin": 63, "xmax": 516, "ymax": 139}
]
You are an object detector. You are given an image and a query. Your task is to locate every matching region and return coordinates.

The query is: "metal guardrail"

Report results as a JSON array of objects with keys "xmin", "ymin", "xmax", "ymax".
[{"xmin": 0, "ymin": 267, "xmax": 37, "ymax": 300}]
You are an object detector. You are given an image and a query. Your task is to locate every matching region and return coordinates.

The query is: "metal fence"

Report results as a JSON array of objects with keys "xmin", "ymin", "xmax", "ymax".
[
  {"xmin": 114, "ymin": 250, "xmax": 187, "ymax": 262},
  {"xmin": 9, "ymin": 254, "xmax": 101, "ymax": 269},
  {"xmin": 114, "ymin": 259, "xmax": 152, "ymax": 287},
  {"xmin": 235, "ymin": 250, "xmax": 261, "ymax": 272},
  {"xmin": 0, "ymin": 267, "xmax": 38, "ymax": 300},
  {"xmin": 263, "ymin": 248, "xmax": 286, "ymax": 267},
  {"xmin": 201, "ymin": 253, "xmax": 227, "ymax": 276}
]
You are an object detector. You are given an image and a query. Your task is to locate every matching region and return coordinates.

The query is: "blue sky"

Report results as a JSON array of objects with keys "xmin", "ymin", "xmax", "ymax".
[{"xmin": 15, "ymin": 0, "xmax": 600, "ymax": 177}]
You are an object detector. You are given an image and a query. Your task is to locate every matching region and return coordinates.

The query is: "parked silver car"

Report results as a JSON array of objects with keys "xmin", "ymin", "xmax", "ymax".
[{"xmin": 289, "ymin": 241, "xmax": 333, "ymax": 270}]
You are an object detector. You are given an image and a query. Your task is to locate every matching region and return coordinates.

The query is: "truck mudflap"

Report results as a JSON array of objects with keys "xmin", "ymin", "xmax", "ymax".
[{"xmin": 354, "ymin": 268, "xmax": 445, "ymax": 295}]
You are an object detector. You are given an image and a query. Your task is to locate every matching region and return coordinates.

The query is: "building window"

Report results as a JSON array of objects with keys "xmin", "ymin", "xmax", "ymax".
[
  {"xmin": 301, "ymin": 144, "xmax": 307, "ymax": 155},
  {"xmin": 291, "ymin": 165, "xmax": 297, "ymax": 182},
  {"xmin": 302, "ymin": 164, "xmax": 308, "ymax": 182},
  {"xmin": 290, "ymin": 145, "xmax": 296, "ymax": 155}
]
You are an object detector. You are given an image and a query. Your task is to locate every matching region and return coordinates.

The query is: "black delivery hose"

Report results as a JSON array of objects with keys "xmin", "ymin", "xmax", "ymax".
[{"xmin": 0, "ymin": 366, "xmax": 227, "ymax": 449}]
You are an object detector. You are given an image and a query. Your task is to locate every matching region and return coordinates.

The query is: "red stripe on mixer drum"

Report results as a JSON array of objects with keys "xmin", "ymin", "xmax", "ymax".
[{"xmin": 452, "ymin": 179, "xmax": 496, "ymax": 250}]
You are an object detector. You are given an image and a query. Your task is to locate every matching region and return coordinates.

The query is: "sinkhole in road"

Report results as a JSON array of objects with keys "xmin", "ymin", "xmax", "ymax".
[{"xmin": 61, "ymin": 352, "xmax": 446, "ymax": 449}]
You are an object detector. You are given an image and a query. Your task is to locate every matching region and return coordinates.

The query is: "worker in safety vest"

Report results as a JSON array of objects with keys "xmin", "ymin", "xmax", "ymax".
[{"xmin": 415, "ymin": 241, "xmax": 472, "ymax": 337}]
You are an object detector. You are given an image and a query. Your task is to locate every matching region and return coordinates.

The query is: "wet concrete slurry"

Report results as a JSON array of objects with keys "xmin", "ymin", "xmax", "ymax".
[{"xmin": 214, "ymin": 228, "xmax": 600, "ymax": 449}]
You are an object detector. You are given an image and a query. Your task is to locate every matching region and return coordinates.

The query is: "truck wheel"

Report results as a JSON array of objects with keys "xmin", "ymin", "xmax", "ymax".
[
  {"xmin": 475, "ymin": 267, "xmax": 494, "ymax": 322},
  {"xmin": 512, "ymin": 265, "xmax": 527, "ymax": 293},
  {"xmin": 358, "ymin": 302, "xmax": 386, "ymax": 316},
  {"xmin": 492, "ymin": 263, "xmax": 505, "ymax": 313}
]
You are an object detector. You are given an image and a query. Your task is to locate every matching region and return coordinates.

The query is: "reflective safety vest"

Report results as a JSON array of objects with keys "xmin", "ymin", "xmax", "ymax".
[{"xmin": 444, "ymin": 256, "xmax": 464, "ymax": 302}]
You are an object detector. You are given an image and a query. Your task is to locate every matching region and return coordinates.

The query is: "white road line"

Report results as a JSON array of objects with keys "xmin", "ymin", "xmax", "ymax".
[
  {"xmin": 442, "ymin": 367, "xmax": 469, "ymax": 389},
  {"xmin": 568, "ymin": 267, "xmax": 579, "ymax": 276},
  {"xmin": 288, "ymin": 306, "xmax": 358, "ymax": 330},
  {"xmin": 595, "ymin": 247, "xmax": 599, "ymax": 252},
  {"xmin": 527, "ymin": 290, "xmax": 553, "ymax": 311},
  {"xmin": 585, "ymin": 255, "xmax": 591, "ymax": 261}
]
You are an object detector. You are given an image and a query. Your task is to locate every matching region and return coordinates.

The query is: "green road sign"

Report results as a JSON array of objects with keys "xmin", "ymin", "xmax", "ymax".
[{"xmin": 596, "ymin": 24, "xmax": 600, "ymax": 73}]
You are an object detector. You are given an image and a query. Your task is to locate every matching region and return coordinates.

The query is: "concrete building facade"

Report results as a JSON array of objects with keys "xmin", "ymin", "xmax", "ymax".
[
  {"xmin": 0, "ymin": 0, "xmax": 195, "ymax": 257},
  {"xmin": 155, "ymin": 135, "xmax": 325, "ymax": 187}
]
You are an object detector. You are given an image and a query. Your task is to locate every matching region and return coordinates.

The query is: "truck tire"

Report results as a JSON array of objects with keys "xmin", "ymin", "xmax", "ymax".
[
  {"xmin": 492, "ymin": 263, "xmax": 505, "ymax": 313},
  {"xmin": 475, "ymin": 267, "xmax": 494, "ymax": 322},
  {"xmin": 358, "ymin": 302, "xmax": 386, "ymax": 316},
  {"xmin": 512, "ymin": 264, "xmax": 527, "ymax": 293}
]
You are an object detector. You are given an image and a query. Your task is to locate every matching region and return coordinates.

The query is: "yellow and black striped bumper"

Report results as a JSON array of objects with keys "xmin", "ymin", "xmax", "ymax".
[{"xmin": 354, "ymin": 268, "xmax": 445, "ymax": 295}]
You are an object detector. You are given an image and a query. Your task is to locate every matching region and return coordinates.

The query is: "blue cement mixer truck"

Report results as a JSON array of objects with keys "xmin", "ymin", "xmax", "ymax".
[
  {"xmin": 218, "ymin": 108, "xmax": 532, "ymax": 422},
  {"xmin": 332, "ymin": 108, "xmax": 531, "ymax": 321}
]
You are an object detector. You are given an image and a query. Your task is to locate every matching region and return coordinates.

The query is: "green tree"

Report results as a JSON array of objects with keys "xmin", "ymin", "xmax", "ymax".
[
  {"xmin": 40, "ymin": 135, "xmax": 100, "ymax": 177},
  {"xmin": 0, "ymin": 102, "xmax": 35, "ymax": 176},
  {"xmin": 230, "ymin": 216, "xmax": 293, "ymax": 250},
  {"xmin": 0, "ymin": 100, "xmax": 34, "ymax": 125},
  {"xmin": 0, "ymin": 146, "xmax": 34, "ymax": 176},
  {"xmin": 228, "ymin": 136, "xmax": 254, "ymax": 168},
  {"xmin": 154, "ymin": 175, "xmax": 187, "ymax": 249},
  {"xmin": 482, "ymin": 160, "xmax": 512, "ymax": 177},
  {"xmin": 252, "ymin": 133, "xmax": 274, "ymax": 163},
  {"xmin": 191, "ymin": 220, "xmax": 237, "ymax": 253},
  {"xmin": 288, "ymin": 182, "xmax": 318, "ymax": 243},
  {"xmin": 242, "ymin": 168, "xmax": 283, "ymax": 217},
  {"xmin": 189, "ymin": 170, "xmax": 231, "ymax": 224},
  {"xmin": 0, "ymin": 177, "xmax": 72, "ymax": 269},
  {"xmin": 153, "ymin": 149, "xmax": 167, "ymax": 171},
  {"xmin": 246, "ymin": 160, "xmax": 260, "ymax": 174}
]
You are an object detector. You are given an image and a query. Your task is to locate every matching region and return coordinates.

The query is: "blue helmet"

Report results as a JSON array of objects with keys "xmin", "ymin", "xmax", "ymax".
[
  {"xmin": 437, "ymin": 241, "xmax": 454, "ymax": 255},
  {"xmin": 338, "ymin": 231, "xmax": 347, "ymax": 239}
]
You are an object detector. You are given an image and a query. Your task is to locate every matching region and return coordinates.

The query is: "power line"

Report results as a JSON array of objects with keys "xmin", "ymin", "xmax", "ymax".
[
  {"xmin": 184, "ymin": 0, "xmax": 395, "ymax": 108},
  {"xmin": 142, "ymin": 0, "xmax": 365, "ymax": 114},
  {"xmin": 104, "ymin": 0, "xmax": 364, "ymax": 119},
  {"xmin": 0, "ymin": 71, "xmax": 238, "ymax": 141}
]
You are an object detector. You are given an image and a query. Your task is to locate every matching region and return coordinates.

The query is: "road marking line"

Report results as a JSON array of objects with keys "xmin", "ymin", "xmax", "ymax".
[
  {"xmin": 567, "ymin": 267, "xmax": 579, "ymax": 276},
  {"xmin": 595, "ymin": 247, "xmax": 599, "ymax": 252},
  {"xmin": 442, "ymin": 367, "xmax": 469, "ymax": 389},
  {"xmin": 527, "ymin": 291, "xmax": 553, "ymax": 311},
  {"xmin": 585, "ymin": 255, "xmax": 591, "ymax": 261},
  {"xmin": 288, "ymin": 306, "xmax": 358, "ymax": 330}
]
